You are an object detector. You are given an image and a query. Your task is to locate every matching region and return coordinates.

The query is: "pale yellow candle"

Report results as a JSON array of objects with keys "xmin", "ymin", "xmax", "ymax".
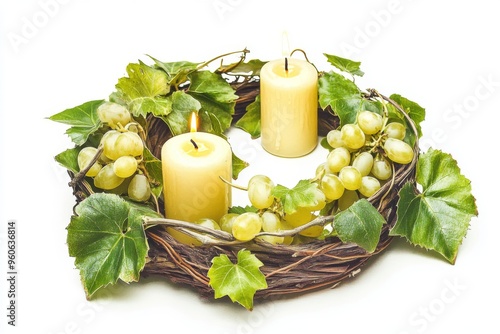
[
  {"xmin": 260, "ymin": 57, "xmax": 318, "ymax": 157},
  {"xmin": 161, "ymin": 130, "xmax": 232, "ymax": 223}
]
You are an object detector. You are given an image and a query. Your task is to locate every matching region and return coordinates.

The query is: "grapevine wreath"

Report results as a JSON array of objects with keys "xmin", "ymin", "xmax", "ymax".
[{"xmin": 50, "ymin": 49, "xmax": 478, "ymax": 310}]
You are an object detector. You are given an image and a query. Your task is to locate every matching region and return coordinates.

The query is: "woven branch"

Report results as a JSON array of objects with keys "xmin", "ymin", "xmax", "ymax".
[{"xmin": 70, "ymin": 78, "xmax": 417, "ymax": 301}]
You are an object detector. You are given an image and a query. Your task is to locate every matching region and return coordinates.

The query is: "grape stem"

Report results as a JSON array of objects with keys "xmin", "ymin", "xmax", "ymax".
[
  {"xmin": 69, "ymin": 146, "xmax": 103, "ymax": 188},
  {"xmin": 219, "ymin": 176, "xmax": 248, "ymax": 191}
]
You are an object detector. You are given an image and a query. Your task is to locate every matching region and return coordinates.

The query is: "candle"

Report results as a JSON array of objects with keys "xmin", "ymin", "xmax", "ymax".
[
  {"xmin": 260, "ymin": 57, "xmax": 318, "ymax": 157},
  {"xmin": 161, "ymin": 114, "xmax": 232, "ymax": 225}
]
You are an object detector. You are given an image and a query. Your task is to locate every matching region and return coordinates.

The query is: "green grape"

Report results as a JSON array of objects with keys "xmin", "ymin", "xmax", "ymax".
[
  {"xmin": 341, "ymin": 124, "xmax": 365, "ymax": 149},
  {"xmin": 339, "ymin": 166, "xmax": 362, "ymax": 191},
  {"xmin": 113, "ymin": 156, "xmax": 138, "ymax": 178},
  {"xmin": 219, "ymin": 213, "xmax": 239, "ymax": 233},
  {"xmin": 77, "ymin": 147, "xmax": 102, "ymax": 177},
  {"xmin": 357, "ymin": 111, "xmax": 383, "ymax": 135},
  {"xmin": 315, "ymin": 163, "xmax": 327, "ymax": 180},
  {"xmin": 194, "ymin": 218, "xmax": 221, "ymax": 230},
  {"xmin": 248, "ymin": 175, "xmax": 275, "ymax": 209},
  {"xmin": 256, "ymin": 234, "xmax": 285, "ymax": 245},
  {"xmin": 326, "ymin": 129, "xmax": 344, "ymax": 148},
  {"xmin": 232, "ymin": 212, "xmax": 263, "ymax": 241},
  {"xmin": 102, "ymin": 130, "xmax": 120, "ymax": 160},
  {"xmin": 320, "ymin": 173, "xmax": 345, "ymax": 201},
  {"xmin": 261, "ymin": 211, "xmax": 281, "ymax": 232},
  {"xmin": 114, "ymin": 132, "xmax": 144, "ymax": 158},
  {"xmin": 94, "ymin": 163, "xmax": 124, "ymax": 190},
  {"xmin": 338, "ymin": 190, "xmax": 359, "ymax": 211},
  {"xmin": 285, "ymin": 208, "xmax": 314, "ymax": 227},
  {"xmin": 359, "ymin": 176, "xmax": 381, "ymax": 197},
  {"xmin": 127, "ymin": 174, "xmax": 151, "ymax": 202},
  {"xmin": 384, "ymin": 122, "xmax": 406, "ymax": 140},
  {"xmin": 371, "ymin": 157, "xmax": 392, "ymax": 181},
  {"xmin": 352, "ymin": 152, "xmax": 374, "ymax": 177},
  {"xmin": 97, "ymin": 102, "xmax": 132, "ymax": 129},
  {"xmin": 326, "ymin": 147, "xmax": 351, "ymax": 173},
  {"xmin": 279, "ymin": 220, "xmax": 295, "ymax": 245},
  {"xmin": 384, "ymin": 138, "xmax": 414, "ymax": 164}
]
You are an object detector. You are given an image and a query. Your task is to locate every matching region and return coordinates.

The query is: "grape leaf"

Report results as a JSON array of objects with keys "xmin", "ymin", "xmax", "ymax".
[
  {"xmin": 55, "ymin": 147, "xmax": 80, "ymax": 173},
  {"xmin": 67, "ymin": 193, "xmax": 160, "ymax": 298},
  {"xmin": 235, "ymin": 95, "xmax": 261, "ymax": 138},
  {"xmin": 49, "ymin": 100, "xmax": 104, "ymax": 146},
  {"xmin": 272, "ymin": 180, "xmax": 325, "ymax": 215},
  {"xmin": 163, "ymin": 91, "xmax": 201, "ymax": 135},
  {"xmin": 148, "ymin": 56, "xmax": 199, "ymax": 89},
  {"xmin": 142, "ymin": 146, "xmax": 163, "ymax": 198},
  {"xmin": 318, "ymin": 72, "xmax": 364, "ymax": 125},
  {"xmin": 324, "ymin": 53, "xmax": 364, "ymax": 77},
  {"xmin": 333, "ymin": 199, "xmax": 385, "ymax": 253},
  {"xmin": 390, "ymin": 149, "xmax": 478, "ymax": 263},
  {"xmin": 208, "ymin": 249, "xmax": 267, "ymax": 310},
  {"xmin": 232, "ymin": 152, "xmax": 249, "ymax": 180},
  {"xmin": 219, "ymin": 59, "xmax": 266, "ymax": 77},
  {"xmin": 187, "ymin": 70, "xmax": 238, "ymax": 133},
  {"xmin": 389, "ymin": 94, "xmax": 426, "ymax": 146},
  {"xmin": 115, "ymin": 61, "xmax": 171, "ymax": 118},
  {"xmin": 228, "ymin": 206, "xmax": 259, "ymax": 214}
]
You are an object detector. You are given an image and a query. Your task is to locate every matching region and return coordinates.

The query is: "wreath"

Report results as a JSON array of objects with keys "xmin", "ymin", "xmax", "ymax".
[{"xmin": 50, "ymin": 49, "xmax": 477, "ymax": 310}]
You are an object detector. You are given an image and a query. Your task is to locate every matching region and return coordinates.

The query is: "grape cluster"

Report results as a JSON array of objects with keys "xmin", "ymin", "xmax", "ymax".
[
  {"xmin": 319, "ymin": 110, "xmax": 414, "ymax": 208},
  {"xmin": 204, "ymin": 110, "xmax": 414, "ymax": 245},
  {"xmin": 76, "ymin": 102, "xmax": 151, "ymax": 202}
]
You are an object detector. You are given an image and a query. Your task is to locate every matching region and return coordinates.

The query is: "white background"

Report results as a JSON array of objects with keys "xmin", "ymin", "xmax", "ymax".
[{"xmin": 0, "ymin": 0, "xmax": 498, "ymax": 333}]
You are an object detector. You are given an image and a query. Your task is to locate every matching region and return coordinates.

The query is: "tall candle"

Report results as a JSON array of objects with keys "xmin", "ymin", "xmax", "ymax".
[
  {"xmin": 260, "ymin": 57, "xmax": 318, "ymax": 157},
  {"xmin": 161, "ymin": 118, "xmax": 232, "ymax": 223}
]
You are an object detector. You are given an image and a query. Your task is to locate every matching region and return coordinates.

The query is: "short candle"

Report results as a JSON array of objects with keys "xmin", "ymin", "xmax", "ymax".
[
  {"xmin": 260, "ymin": 57, "xmax": 318, "ymax": 157},
  {"xmin": 161, "ymin": 117, "xmax": 232, "ymax": 224}
]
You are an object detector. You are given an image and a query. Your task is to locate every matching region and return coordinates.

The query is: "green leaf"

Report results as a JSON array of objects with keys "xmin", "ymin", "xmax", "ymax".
[
  {"xmin": 228, "ymin": 206, "xmax": 259, "ymax": 214},
  {"xmin": 389, "ymin": 94, "xmax": 426, "ymax": 143},
  {"xmin": 142, "ymin": 146, "xmax": 163, "ymax": 198},
  {"xmin": 49, "ymin": 100, "xmax": 104, "ymax": 146},
  {"xmin": 67, "ymin": 193, "xmax": 160, "ymax": 297},
  {"xmin": 390, "ymin": 149, "xmax": 478, "ymax": 263},
  {"xmin": 232, "ymin": 152, "xmax": 249, "ymax": 180},
  {"xmin": 115, "ymin": 61, "xmax": 171, "ymax": 118},
  {"xmin": 324, "ymin": 53, "xmax": 364, "ymax": 77},
  {"xmin": 272, "ymin": 180, "xmax": 325, "ymax": 215},
  {"xmin": 187, "ymin": 70, "xmax": 237, "ymax": 132},
  {"xmin": 208, "ymin": 249, "xmax": 267, "ymax": 310},
  {"xmin": 164, "ymin": 91, "xmax": 201, "ymax": 135},
  {"xmin": 220, "ymin": 59, "xmax": 266, "ymax": 76},
  {"xmin": 148, "ymin": 56, "xmax": 199, "ymax": 88},
  {"xmin": 55, "ymin": 147, "xmax": 80, "ymax": 173},
  {"xmin": 333, "ymin": 199, "xmax": 385, "ymax": 253},
  {"xmin": 235, "ymin": 95, "xmax": 261, "ymax": 138},
  {"xmin": 318, "ymin": 71, "xmax": 363, "ymax": 125}
]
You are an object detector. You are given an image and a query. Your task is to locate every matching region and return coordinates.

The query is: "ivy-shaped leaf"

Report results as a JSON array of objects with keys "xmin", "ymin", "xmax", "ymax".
[
  {"xmin": 235, "ymin": 95, "xmax": 261, "ymax": 138},
  {"xmin": 187, "ymin": 70, "xmax": 238, "ymax": 133},
  {"xmin": 208, "ymin": 249, "xmax": 267, "ymax": 310},
  {"xmin": 148, "ymin": 56, "xmax": 199, "ymax": 89},
  {"xmin": 163, "ymin": 91, "xmax": 201, "ymax": 135},
  {"xmin": 390, "ymin": 149, "xmax": 478, "ymax": 263},
  {"xmin": 232, "ymin": 152, "xmax": 249, "ymax": 180},
  {"xmin": 67, "ymin": 193, "xmax": 160, "ymax": 298},
  {"xmin": 389, "ymin": 94, "xmax": 426, "ymax": 146},
  {"xmin": 333, "ymin": 199, "xmax": 385, "ymax": 253},
  {"xmin": 272, "ymin": 180, "xmax": 325, "ymax": 215},
  {"xmin": 115, "ymin": 61, "xmax": 171, "ymax": 118},
  {"xmin": 49, "ymin": 100, "xmax": 104, "ymax": 146},
  {"xmin": 324, "ymin": 53, "xmax": 364, "ymax": 77},
  {"xmin": 55, "ymin": 147, "xmax": 80, "ymax": 173},
  {"xmin": 142, "ymin": 146, "xmax": 163, "ymax": 198},
  {"xmin": 318, "ymin": 71, "xmax": 364, "ymax": 125}
]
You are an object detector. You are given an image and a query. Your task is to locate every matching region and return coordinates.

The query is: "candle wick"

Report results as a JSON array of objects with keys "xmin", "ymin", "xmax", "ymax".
[
  {"xmin": 190, "ymin": 139, "xmax": 199, "ymax": 150},
  {"xmin": 285, "ymin": 57, "xmax": 288, "ymax": 72}
]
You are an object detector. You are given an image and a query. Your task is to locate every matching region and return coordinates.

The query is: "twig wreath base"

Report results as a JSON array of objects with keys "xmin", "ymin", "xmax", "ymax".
[{"xmin": 70, "ymin": 80, "xmax": 417, "ymax": 301}]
